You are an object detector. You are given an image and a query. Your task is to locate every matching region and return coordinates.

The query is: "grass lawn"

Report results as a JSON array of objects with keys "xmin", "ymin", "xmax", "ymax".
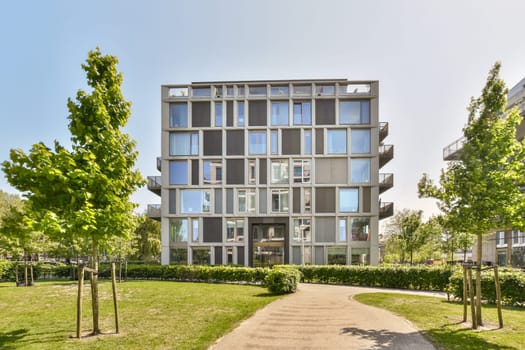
[
  {"xmin": 0, "ymin": 280, "xmax": 281, "ymax": 350},
  {"xmin": 354, "ymin": 293, "xmax": 525, "ymax": 350}
]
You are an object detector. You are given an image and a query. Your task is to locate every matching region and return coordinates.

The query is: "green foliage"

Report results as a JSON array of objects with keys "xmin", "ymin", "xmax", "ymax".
[
  {"xmin": 299, "ymin": 265, "xmax": 453, "ymax": 291},
  {"xmin": 447, "ymin": 267, "xmax": 525, "ymax": 306},
  {"xmin": 0, "ymin": 261, "xmax": 71, "ymax": 282},
  {"xmin": 131, "ymin": 215, "xmax": 161, "ymax": 262},
  {"xmin": 265, "ymin": 267, "xmax": 302, "ymax": 294}
]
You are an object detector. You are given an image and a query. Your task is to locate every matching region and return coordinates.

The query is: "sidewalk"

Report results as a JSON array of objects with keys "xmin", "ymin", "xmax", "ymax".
[{"xmin": 209, "ymin": 283, "xmax": 440, "ymax": 350}]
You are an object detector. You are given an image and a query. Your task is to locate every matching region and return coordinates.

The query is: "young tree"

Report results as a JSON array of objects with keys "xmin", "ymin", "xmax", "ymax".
[
  {"xmin": 418, "ymin": 62, "xmax": 525, "ymax": 327},
  {"xmin": 2, "ymin": 48, "xmax": 144, "ymax": 335},
  {"xmin": 132, "ymin": 215, "xmax": 161, "ymax": 263},
  {"xmin": 384, "ymin": 209, "xmax": 425, "ymax": 264}
]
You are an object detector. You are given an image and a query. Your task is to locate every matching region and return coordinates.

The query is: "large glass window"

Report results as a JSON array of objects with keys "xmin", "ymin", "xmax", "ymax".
[
  {"xmin": 227, "ymin": 219, "xmax": 244, "ymax": 242},
  {"xmin": 304, "ymin": 130, "xmax": 312, "ymax": 154},
  {"xmin": 271, "ymin": 86, "xmax": 289, "ymax": 96},
  {"xmin": 351, "ymin": 158, "xmax": 371, "ymax": 183},
  {"xmin": 327, "ymin": 246, "xmax": 346, "ymax": 265},
  {"xmin": 316, "ymin": 85, "xmax": 335, "ymax": 96},
  {"xmin": 237, "ymin": 102, "xmax": 245, "ymax": 126},
  {"xmin": 339, "ymin": 188, "xmax": 359, "ymax": 212},
  {"xmin": 351, "ymin": 218, "xmax": 370, "ymax": 241},
  {"xmin": 292, "ymin": 218, "xmax": 311, "ymax": 242},
  {"xmin": 169, "ymin": 248, "xmax": 187, "ymax": 265},
  {"xmin": 238, "ymin": 189, "xmax": 256, "ymax": 213},
  {"xmin": 192, "ymin": 247, "xmax": 210, "ymax": 265},
  {"xmin": 271, "ymin": 189, "xmax": 289, "ymax": 212},
  {"xmin": 249, "ymin": 85, "xmax": 266, "ymax": 96},
  {"xmin": 170, "ymin": 132, "xmax": 199, "ymax": 156},
  {"xmin": 271, "ymin": 130, "xmax": 278, "ymax": 154},
  {"xmin": 293, "ymin": 101, "xmax": 311, "ymax": 125},
  {"xmin": 249, "ymin": 131, "xmax": 266, "ymax": 154},
  {"xmin": 293, "ymin": 160, "xmax": 311, "ymax": 183},
  {"xmin": 304, "ymin": 188, "xmax": 312, "ymax": 213},
  {"xmin": 271, "ymin": 160, "xmax": 289, "ymax": 184},
  {"xmin": 169, "ymin": 103, "xmax": 188, "ymax": 128},
  {"xmin": 169, "ymin": 160, "xmax": 188, "ymax": 185},
  {"xmin": 293, "ymin": 85, "xmax": 312, "ymax": 96},
  {"xmin": 351, "ymin": 129, "xmax": 370, "ymax": 154},
  {"xmin": 496, "ymin": 231, "xmax": 506, "ymax": 246},
  {"xmin": 351, "ymin": 248, "xmax": 369, "ymax": 265},
  {"xmin": 170, "ymin": 219, "xmax": 188, "ymax": 242},
  {"xmin": 193, "ymin": 87, "xmax": 211, "ymax": 97},
  {"xmin": 203, "ymin": 160, "xmax": 222, "ymax": 184},
  {"xmin": 327, "ymin": 129, "xmax": 347, "ymax": 154},
  {"xmin": 271, "ymin": 101, "xmax": 289, "ymax": 125},
  {"xmin": 215, "ymin": 102, "xmax": 223, "ymax": 127},
  {"xmin": 181, "ymin": 190, "xmax": 211, "ymax": 213},
  {"xmin": 339, "ymin": 219, "xmax": 347, "ymax": 241},
  {"xmin": 192, "ymin": 219, "xmax": 199, "ymax": 242},
  {"xmin": 340, "ymin": 100, "xmax": 370, "ymax": 124}
]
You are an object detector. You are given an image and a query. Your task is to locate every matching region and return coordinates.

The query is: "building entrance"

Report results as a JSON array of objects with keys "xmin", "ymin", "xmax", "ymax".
[{"xmin": 252, "ymin": 224, "xmax": 285, "ymax": 267}]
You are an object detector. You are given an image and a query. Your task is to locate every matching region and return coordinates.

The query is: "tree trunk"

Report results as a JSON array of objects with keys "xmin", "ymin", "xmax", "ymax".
[
  {"xmin": 462, "ymin": 266, "xmax": 467, "ymax": 322},
  {"xmin": 24, "ymin": 254, "xmax": 28, "ymax": 287},
  {"xmin": 90, "ymin": 239, "xmax": 101, "ymax": 335},
  {"xmin": 475, "ymin": 234, "xmax": 483, "ymax": 326},
  {"xmin": 77, "ymin": 265, "xmax": 85, "ymax": 338},
  {"xmin": 111, "ymin": 262, "xmax": 119, "ymax": 333},
  {"xmin": 410, "ymin": 250, "xmax": 413, "ymax": 265}
]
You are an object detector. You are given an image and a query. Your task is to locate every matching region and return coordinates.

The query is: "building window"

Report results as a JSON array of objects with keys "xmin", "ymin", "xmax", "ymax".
[
  {"xmin": 169, "ymin": 160, "xmax": 188, "ymax": 185},
  {"xmin": 193, "ymin": 87, "xmax": 211, "ymax": 97},
  {"xmin": 339, "ymin": 219, "xmax": 347, "ymax": 241},
  {"xmin": 238, "ymin": 189, "xmax": 256, "ymax": 213},
  {"xmin": 304, "ymin": 188, "xmax": 312, "ymax": 213},
  {"xmin": 304, "ymin": 130, "xmax": 312, "ymax": 154},
  {"xmin": 271, "ymin": 160, "xmax": 289, "ymax": 184},
  {"xmin": 271, "ymin": 101, "xmax": 289, "ymax": 126},
  {"xmin": 249, "ymin": 85, "xmax": 266, "ymax": 96},
  {"xmin": 170, "ymin": 132, "xmax": 199, "ymax": 156},
  {"xmin": 271, "ymin": 130, "xmax": 278, "ymax": 154},
  {"xmin": 271, "ymin": 86, "xmax": 289, "ymax": 96},
  {"xmin": 226, "ymin": 86, "xmax": 234, "ymax": 97},
  {"xmin": 249, "ymin": 131, "xmax": 266, "ymax": 154},
  {"xmin": 496, "ymin": 231, "xmax": 506, "ymax": 247},
  {"xmin": 351, "ymin": 218, "xmax": 370, "ymax": 241},
  {"xmin": 192, "ymin": 219, "xmax": 199, "ymax": 242},
  {"xmin": 192, "ymin": 247, "xmax": 210, "ymax": 265},
  {"xmin": 227, "ymin": 219, "xmax": 244, "ymax": 242},
  {"xmin": 293, "ymin": 218, "xmax": 311, "ymax": 242},
  {"xmin": 169, "ymin": 248, "xmax": 187, "ymax": 265},
  {"xmin": 316, "ymin": 85, "xmax": 335, "ymax": 96},
  {"xmin": 215, "ymin": 102, "xmax": 223, "ymax": 127},
  {"xmin": 351, "ymin": 129, "xmax": 371, "ymax": 154},
  {"xmin": 351, "ymin": 248, "xmax": 369, "ymax": 265},
  {"xmin": 170, "ymin": 219, "xmax": 188, "ymax": 242},
  {"xmin": 293, "ymin": 160, "xmax": 311, "ymax": 183},
  {"xmin": 351, "ymin": 158, "xmax": 371, "ymax": 183},
  {"xmin": 203, "ymin": 160, "xmax": 222, "ymax": 184},
  {"xmin": 169, "ymin": 103, "xmax": 188, "ymax": 128},
  {"xmin": 327, "ymin": 246, "xmax": 346, "ymax": 265},
  {"xmin": 181, "ymin": 190, "xmax": 211, "ymax": 213},
  {"xmin": 271, "ymin": 189, "xmax": 289, "ymax": 212},
  {"xmin": 248, "ymin": 159, "xmax": 256, "ymax": 184},
  {"xmin": 327, "ymin": 129, "xmax": 347, "ymax": 154},
  {"xmin": 293, "ymin": 85, "xmax": 312, "ymax": 96},
  {"xmin": 293, "ymin": 101, "xmax": 312, "ymax": 125},
  {"xmin": 340, "ymin": 100, "xmax": 370, "ymax": 124},
  {"xmin": 237, "ymin": 102, "xmax": 245, "ymax": 126},
  {"xmin": 339, "ymin": 188, "xmax": 359, "ymax": 212}
]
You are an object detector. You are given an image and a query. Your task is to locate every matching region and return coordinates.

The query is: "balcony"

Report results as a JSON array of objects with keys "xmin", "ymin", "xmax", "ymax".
[
  {"xmin": 379, "ymin": 122, "xmax": 389, "ymax": 142},
  {"xmin": 157, "ymin": 157, "xmax": 161, "ymax": 171},
  {"xmin": 147, "ymin": 204, "xmax": 161, "ymax": 221},
  {"xmin": 379, "ymin": 173, "xmax": 394, "ymax": 194},
  {"xmin": 379, "ymin": 144, "xmax": 394, "ymax": 168},
  {"xmin": 379, "ymin": 202, "xmax": 394, "ymax": 220},
  {"xmin": 443, "ymin": 136, "xmax": 465, "ymax": 161},
  {"xmin": 147, "ymin": 176, "xmax": 161, "ymax": 196}
]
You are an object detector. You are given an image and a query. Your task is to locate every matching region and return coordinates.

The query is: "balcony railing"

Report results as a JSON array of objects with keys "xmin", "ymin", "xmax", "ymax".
[
  {"xmin": 379, "ymin": 122, "xmax": 389, "ymax": 142},
  {"xmin": 147, "ymin": 204, "xmax": 161, "ymax": 221},
  {"xmin": 156, "ymin": 157, "xmax": 161, "ymax": 171},
  {"xmin": 147, "ymin": 176, "xmax": 161, "ymax": 196},
  {"xmin": 379, "ymin": 173, "xmax": 394, "ymax": 194},
  {"xmin": 379, "ymin": 144, "xmax": 394, "ymax": 168},
  {"xmin": 379, "ymin": 201, "xmax": 394, "ymax": 220},
  {"xmin": 443, "ymin": 136, "xmax": 465, "ymax": 161}
]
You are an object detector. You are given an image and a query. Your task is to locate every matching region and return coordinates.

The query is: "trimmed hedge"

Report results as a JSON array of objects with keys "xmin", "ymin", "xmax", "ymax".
[
  {"xmin": 298, "ymin": 265, "xmax": 454, "ymax": 291},
  {"xmin": 265, "ymin": 267, "xmax": 302, "ymax": 294},
  {"xmin": 447, "ymin": 267, "xmax": 525, "ymax": 306},
  {"xmin": 0, "ymin": 261, "xmax": 72, "ymax": 281}
]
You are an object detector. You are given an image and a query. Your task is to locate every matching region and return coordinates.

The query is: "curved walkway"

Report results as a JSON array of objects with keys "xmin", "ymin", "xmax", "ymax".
[{"xmin": 209, "ymin": 283, "xmax": 444, "ymax": 350}]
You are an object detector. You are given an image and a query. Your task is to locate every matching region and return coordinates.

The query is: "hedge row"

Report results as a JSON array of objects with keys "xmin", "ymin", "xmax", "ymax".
[
  {"xmin": 265, "ymin": 267, "xmax": 302, "ymax": 294},
  {"xmin": 447, "ymin": 267, "xmax": 525, "ymax": 306},
  {"xmin": 0, "ymin": 262, "xmax": 72, "ymax": 281},
  {"xmin": 298, "ymin": 265, "xmax": 454, "ymax": 291}
]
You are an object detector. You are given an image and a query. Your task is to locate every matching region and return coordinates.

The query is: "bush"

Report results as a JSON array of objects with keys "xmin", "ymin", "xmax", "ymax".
[
  {"xmin": 447, "ymin": 267, "xmax": 525, "ymax": 306},
  {"xmin": 265, "ymin": 267, "xmax": 301, "ymax": 294}
]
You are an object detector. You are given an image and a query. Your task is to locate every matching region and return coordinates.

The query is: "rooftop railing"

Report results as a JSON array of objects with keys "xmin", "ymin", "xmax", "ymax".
[{"xmin": 443, "ymin": 136, "xmax": 466, "ymax": 160}]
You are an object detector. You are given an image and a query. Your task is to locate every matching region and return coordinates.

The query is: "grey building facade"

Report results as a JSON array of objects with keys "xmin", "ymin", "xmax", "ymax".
[{"xmin": 149, "ymin": 79, "xmax": 393, "ymax": 266}]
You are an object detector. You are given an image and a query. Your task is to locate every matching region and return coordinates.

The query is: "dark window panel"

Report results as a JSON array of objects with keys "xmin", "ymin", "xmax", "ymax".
[
  {"xmin": 316, "ymin": 128, "xmax": 324, "ymax": 155},
  {"xmin": 315, "ymin": 187, "xmax": 335, "ymax": 213},
  {"xmin": 249, "ymin": 101, "xmax": 267, "ymax": 126},
  {"xmin": 293, "ymin": 188, "xmax": 301, "ymax": 213},
  {"xmin": 259, "ymin": 158, "xmax": 267, "ymax": 184},
  {"xmin": 169, "ymin": 189, "xmax": 176, "ymax": 214},
  {"xmin": 315, "ymin": 99, "xmax": 335, "ymax": 125},
  {"xmin": 363, "ymin": 187, "xmax": 371, "ymax": 213},
  {"xmin": 259, "ymin": 188, "xmax": 267, "ymax": 214},
  {"xmin": 192, "ymin": 102, "xmax": 211, "ymax": 127},
  {"xmin": 227, "ymin": 130, "xmax": 244, "ymax": 155},
  {"xmin": 282, "ymin": 129, "xmax": 301, "ymax": 155},
  {"xmin": 226, "ymin": 159, "xmax": 245, "ymax": 185},
  {"xmin": 214, "ymin": 246, "xmax": 223, "ymax": 265},
  {"xmin": 215, "ymin": 189, "xmax": 222, "ymax": 214},
  {"xmin": 238, "ymin": 246, "xmax": 245, "ymax": 266},
  {"xmin": 203, "ymin": 217, "xmax": 222, "ymax": 243},
  {"xmin": 226, "ymin": 101, "xmax": 234, "ymax": 127},
  {"xmin": 226, "ymin": 189, "xmax": 233, "ymax": 214},
  {"xmin": 203, "ymin": 130, "xmax": 222, "ymax": 156},
  {"xmin": 191, "ymin": 159, "xmax": 199, "ymax": 185}
]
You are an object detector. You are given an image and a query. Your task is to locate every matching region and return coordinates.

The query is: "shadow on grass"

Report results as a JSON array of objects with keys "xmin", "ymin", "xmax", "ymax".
[
  {"xmin": 254, "ymin": 292, "xmax": 280, "ymax": 298},
  {"xmin": 340, "ymin": 327, "xmax": 433, "ymax": 349},
  {"xmin": 0, "ymin": 328, "xmax": 67, "ymax": 349},
  {"xmin": 426, "ymin": 326, "xmax": 516, "ymax": 350},
  {"xmin": 0, "ymin": 329, "xmax": 29, "ymax": 349}
]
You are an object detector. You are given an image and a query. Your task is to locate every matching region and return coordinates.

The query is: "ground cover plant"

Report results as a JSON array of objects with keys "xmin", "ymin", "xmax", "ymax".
[
  {"xmin": 0, "ymin": 280, "xmax": 281, "ymax": 350},
  {"xmin": 354, "ymin": 293, "xmax": 525, "ymax": 350}
]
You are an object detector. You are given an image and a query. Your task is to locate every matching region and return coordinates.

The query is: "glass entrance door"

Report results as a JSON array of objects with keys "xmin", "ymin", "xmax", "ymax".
[{"xmin": 252, "ymin": 224, "xmax": 285, "ymax": 267}]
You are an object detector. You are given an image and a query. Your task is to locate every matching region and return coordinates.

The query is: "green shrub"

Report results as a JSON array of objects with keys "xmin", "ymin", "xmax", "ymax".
[
  {"xmin": 447, "ymin": 267, "xmax": 525, "ymax": 306},
  {"xmin": 265, "ymin": 267, "xmax": 301, "ymax": 294}
]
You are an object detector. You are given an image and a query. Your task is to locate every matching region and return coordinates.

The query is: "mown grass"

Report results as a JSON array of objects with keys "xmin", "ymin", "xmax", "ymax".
[
  {"xmin": 0, "ymin": 280, "xmax": 281, "ymax": 350},
  {"xmin": 354, "ymin": 293, "xmax": 525, "ymax": 350}
]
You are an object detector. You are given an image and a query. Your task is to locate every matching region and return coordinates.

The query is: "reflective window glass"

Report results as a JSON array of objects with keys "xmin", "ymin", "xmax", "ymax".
[
  {"xmin": 170, "ymin": 219, "xmax": 188, "ymax": 242},
  {"xmin": 339, "ymin": 188, "xmax": 359, "ymax": 212},
  {"xmin": 203, "ymin": 160, "xmax": 222, "ymax": 184},
  {"xmin": 351, "ymin": 218, "xmax": 370, "ymax": 241},
  {"xmin": 170, "ymin": 132, "xmax": 199, "ymax": 156},
  {"xmin": 340, "ymin": 100, "xmax": 370, "ymax": 124},
  {"xmin": 169, "ymin": 160, "xmax": 188, "ymax": 185},
  {"xmin": 237, "ymin": 102, "xmax": 245, "ymax": 126},
  {"xmin": 351, "ymin": 129, "xmax": 371, "ymax": 154},
  {"xmin": 351, "ymin": 158, "xmax": 371, "ymax": 183},
  {"xmin": 271, "ymin": 101, "xmax": 289, "ymax": 125},
  {"xmin": 215, "ymin": 102, "xmax": 223, "ymax": 127},
  {"xmin": 271, "ymin": 160, "xmax": 289, "ymax": 184},
  {"xmin": 169, "ymin": 103, "xmax": 188, "ymax": 128},
  {"xmin": 293, "ymin": 101, "xmax": 311, "ymax": 125},
  {"xmin": 271, "ymin": 130, "xmax": 278, "ymax": 154},
  {"xmin": 249, "ymin": 131, "xmax": 267, "ymax": 154},
  {"xmin": 304, "ymin": 130, "xmax": 312, "ymax": 154},
  {"xmin": 327, "ymin": 129, "xmax": 347, "ymax": 154}
]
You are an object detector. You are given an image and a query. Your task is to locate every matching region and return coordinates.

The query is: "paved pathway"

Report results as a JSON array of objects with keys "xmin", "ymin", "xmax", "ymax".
[{"xmin": 209, "ymin": 283, "xmax": 443, "ymax": 350}]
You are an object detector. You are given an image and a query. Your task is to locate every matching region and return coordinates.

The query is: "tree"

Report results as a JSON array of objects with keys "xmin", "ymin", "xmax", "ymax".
[
  {"xmin": 418, "ymin": 62, "xmax": 525, "ymax": 327},
  {"xmin": 132, "ymin": 215, "xmax": 161, "ymax": 263},
  {"xmin": 384, "ymin": 209, "xmax": 425, "ymax": 264},
  {"xmin": 2, "ymin": 48, "xmax": 144, "ymax": 335}
]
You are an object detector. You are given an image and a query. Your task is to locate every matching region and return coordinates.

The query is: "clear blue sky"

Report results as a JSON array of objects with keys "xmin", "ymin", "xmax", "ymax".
[{"xmin": 2, "ymin": 0, "xmax": 525, "ymax": 222}]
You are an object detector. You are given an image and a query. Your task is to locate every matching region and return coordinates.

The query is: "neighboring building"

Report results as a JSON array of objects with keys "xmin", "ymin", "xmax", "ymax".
[
  {"xmin": 443, "ymin": 77, "xmax": 525, "ymax": 267},
  {"xmin": 148, "ymin": 79, "xmax": 394, "ymax": 266}
]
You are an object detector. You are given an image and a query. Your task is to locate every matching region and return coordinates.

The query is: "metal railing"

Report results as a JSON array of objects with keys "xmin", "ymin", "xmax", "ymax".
[
  {"xmin": 147, "ymin": 204, "xmax": 161, "ymax": 219},
  {"xmin": 443, "ymin": 136, "xmax": 465, "ymax": 160},
  {"xmin": 379, "ymin": 144, "xmax": 394, "ymax": 168},
  {"xmin": 379, "ymin": 173, "xmax": 394, "ymax": 193},
  {"xmin": 379, "ymin": 201, "xmax": 394, "ymax": 219},
  {"xmin": 379, "ymin": 122, "xmax": 389, "ymax": 142}
]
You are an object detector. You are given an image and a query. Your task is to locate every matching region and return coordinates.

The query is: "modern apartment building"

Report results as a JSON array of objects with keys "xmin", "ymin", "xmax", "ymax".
[
  {"xmin": 443, "ymin": 76, "xmax": 525, "ymax": 267},
  {"xmin": 148, "ymin": 79, "xmax": 394, "ymax": 266}
]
